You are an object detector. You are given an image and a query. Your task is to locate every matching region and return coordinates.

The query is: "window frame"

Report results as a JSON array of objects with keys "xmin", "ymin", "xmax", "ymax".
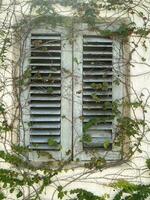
[{"xmin": 20, "ymin": 23, "xmax": 125, "ymax": 162}]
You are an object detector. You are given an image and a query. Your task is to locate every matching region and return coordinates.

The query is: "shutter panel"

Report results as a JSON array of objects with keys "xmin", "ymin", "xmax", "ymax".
[
  {"xmin": 30, "ymin": 33, "xmax": 61, "ymax": 150},
  {"xmin": 82, "ymin": 35, "xmax": 113, "ymax": 148},
  {"xmin": 21, "ymin": 28, "xmax": 73, "ymax": 161},
  {"xmin": 73, "ymin": 30, "xmax": 122, "ymax": 160}
]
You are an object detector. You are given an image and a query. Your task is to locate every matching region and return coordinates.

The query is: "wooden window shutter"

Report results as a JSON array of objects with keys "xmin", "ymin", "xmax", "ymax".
[
  {"xmin": 20, "ymin": 28, "xmax": 72, "ymax": 160},
  {"xmin": 82, "ymin": 36, "xmax": 113, "ymax": 148},
  {"xmin": 73, "ymin": 29, "xmax": 122, "ymax": 161},
  {"xmin": 30, "ymin": 33, "xmax": 62, "ymax": 151}
]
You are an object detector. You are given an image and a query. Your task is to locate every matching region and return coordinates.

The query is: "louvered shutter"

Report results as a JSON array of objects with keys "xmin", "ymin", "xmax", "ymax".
[
  {"xmin": 73, "ymin": 30, "xmax": 122, "ymax": 160},
  {"xmin": 82, "ymin": 36, "xmax": 113, "ymax": 148},
  {"xmin": 21, "ymin": 28, "xmax": 72, "ymax": 160},
  {"xmin": 30, "ymin": 33, "xmax": 62, "ymax": 151}
]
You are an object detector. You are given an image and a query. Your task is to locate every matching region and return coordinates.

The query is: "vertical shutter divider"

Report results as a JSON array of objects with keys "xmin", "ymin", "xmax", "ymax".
[
  {"xmin": 61, "ymin": 32, "xmax": 73, "ymax": 159},
  {"xmin": 73, "ymin": 32, "xmax": 83, "ymax": 159}
]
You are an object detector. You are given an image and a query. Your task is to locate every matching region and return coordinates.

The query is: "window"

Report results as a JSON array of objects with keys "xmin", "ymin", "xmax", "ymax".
[{"xmin": 20, "ymin": 24, "xmax": 123, "ymax": 161}]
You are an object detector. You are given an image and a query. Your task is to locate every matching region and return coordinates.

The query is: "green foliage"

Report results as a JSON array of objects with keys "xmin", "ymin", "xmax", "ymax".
[
  {"xmin": 18, "ymin": 68, "xmax": 31, "ymax": 87},
  {"xmin": 70, "ymin": 188, "xmax": 106, "ymax": 200},
  {"xmin": 103, "ymin": 140, "xmax": 111, "ymax": 149},
  {"xmin": 16, "ymin": 190, "xmax": 23, "ymax": 198},
  {"xmin": 83, "ymin": 116, "xmax": 114, "ymax": 133},
  {"xmin": 48, "ymin": 138, "xmax": 60, "ymax": 148},
  {"xmin": 0, "ymin": 103, "xmax": 5, "ymax": 113},
  {"xmin": 135, "ymin": 28, "xmax": 150, "ymax": 37},
  {"xmin": 47, "ymin": 87, "xmax": 53, "ymax": 94},
  {"xmin": 31, "ymin": 0, "xmax": 55, "ymax": 15},
  {"xmin": 100, "ymin": 23, "xmax": 134, "ymax": 38},
  {"xmin": 84, "ymin": 157, "xmax": 106, "ymax": 170},
  {"xmin": 11, "ymin": 144, "xmax": 30, "ymax": 155},
  {"xmin": 57, "ymin": 186, "xmax": 68, "ymax": 199},
  {"xmin": 146, "ymin": 159, "xmax": 150, "ymax": 169},
  {"xmin": 91, "ymin": 93, "xmax": 101, "ymax": 103},
  {"xmin": 117, "ymin": 117, "xmax": 145, "ymax": 138},
  {"xmin": 0, "ymin": 192, "xmax": 5, "ymax": 200},
  {"xmin": 81, "ymin": 134, "xmax": 92, "ymax": 144},
  {"xmin": 112, "ymin": 180, "xmax": 150, "ymax": 200},
  {"xmin": 0, "ymin": 151, "xmax": 25, "ymax": 166},
  {"xmin": 91, "ymin": 83, "xmax": 109, "ymax": 91}
]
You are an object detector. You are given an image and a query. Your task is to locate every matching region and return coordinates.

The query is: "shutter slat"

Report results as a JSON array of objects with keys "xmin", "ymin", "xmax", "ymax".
[
  {"xmin": 83, "ymin": 37, "xmax": 112, "ymax": 43},
  {"xmin": 31, "ymin": 129, "xmax": 60, "ymax": 136},
  {"xmin": 83, "ymin": 72, "xmax": 113, "ymax": 75},
  {"xmin": 30, "ymin": 84, "xmax": 60, "ymax": 87},
  {"xmin": 84, "ymin": 44, "xmax": 112, "ymax": 47},
  {"xmin": 83, "ymin": 58, "xmax": 112, "ymax": 61},
  {"xmin": 83, "ymin": 77, "xmax": 112, "ymax": 82},
  {"xmin": 83, "ymin": 118, "xmax": 112, "ymax": 123},
  {"xmin": 29, "ymin": 33, "xmax": 61, "ymax": 151},
  {"xmin": 30, "ymin": 63, "xmax": 60, "ymax": 66},
  {"xmin": 83, "ymin": 35, "xmax": 113, "ymax": 148},
  {"xmin": 31, "ymin": 70, "xmax": 60, "ymax": 74},
  {"xmin": 29, "ymin": 144, "xmax": 60, "ymax": 150},
  {"xmin": 30, "ymin": 56, "xmax": 60, "ymax": 59},
  {"xmin": 30, "ymin": 96, "xmax": 61, "ymax": 101},
  {"xmin": 83, "ymin": 65, "xmax": 112, "ymax": 68},
  {"xmin": 30, "ymin": 90, "xmax": 61, "ymax": 94},
  {"xmin": 83, "ymin": 96, "xmax": 112, "ymax": 101},
  {"xmin": 30, "ymin": 102, "xmax": 60, "ymax": 108},
  {"xmin": 31, "ymin": 117, "xmax": 60, "ymax": 122},
  {"xmin": 31, "ymin": 123, "xmax": 60, "ymax": 129},
  {"xmin": 31, "ymin": 36, "xmax": 60, "ymax": 40},
  {"xmin": 83, "ymin": 51, "xmax": 112, "ymax": 55},
  {"xmin": 83, "ymin": 104, "xmax": 107, "ymax": 109},
  {"xmin": 31, "ymin": 77, "xmax": 61, "ymax": 81},
  {"xmin": 30, "ymin": 136, "xmax": 60, "ymax": 143},
  {"xmin": 83, "ymin": 137, "xmax": 112, "ymax": 148},
  {"xmin": 31, "ymin": 44, "xmax": 60, "ymax": 47},
  {"xmin": 31, "ymin": 109, "xmax": 60, "ymax": 115},
  {"xmin": 31, "ymin": 50, "xmax": 61, "ymax": 53},
  {"xmin": 84, "ymin": 85, "xmax": 112, "ymax": 89},
  {"xmin": 83, "ymin": 111, "xmax": 112, "ymax": 116},
  {"xmin": 84, "ymin": 124, "xmax": 112, "ymax": 130},
  {"xmin": 83, "ymin": 91, "xmax": 112, "ymax": 95}
]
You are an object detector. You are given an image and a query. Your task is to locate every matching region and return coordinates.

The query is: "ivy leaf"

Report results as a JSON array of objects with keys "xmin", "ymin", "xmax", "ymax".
[
  {"xmin": 91, "ymin": 93, "xmax": 100, "ymax": 103},
  {"xmin": 79, "ymin": 115, "xmax": 84, "ymax": 121},
  {"xmin": 16, "ymin": 190, "xmax": 23, "ymax": 198},
  {"xmin": 0, "ymin": 192, "xmax": 5, "ymax": 200},
  {"xmin": 57, "ymin": 186, "xmax": 68, "ymax": 199},
  {"xmin": 141, "ymin": 57, "xmax": 146, "ymax": 62},
  {"xmin": 113, "ymin": 78, "xmax": 120, "ymax": 86},
  {"xmin": 10, "ymin": 188, "xmax": 15, "ymax": 193},
  {"xmin": 74, "ymin": 57, "xmax": 80, "ymax": 64},
  {"xmin": 81, "ymin": 134, "xmax": 92, "ymax": 144},
  {"xmin": 61, "ymin": 115, "xmax": 66, "ymax": 119},
  {"xmin": 113, "ymin": 191, "xmax": 123, "ymax": 200},
  {"xmin": 47, "ymin": 87, "xmax": 53, "ymax": 94},
  {"xmin": 103, "ymin": 140, "xmax": 111, "ymax": 149},
  {"xmin": 65, "ymin": 149, "xmax": 71, "ymax": 156},
  {"xmin": 48, "ymin": 138, "xmax": 59, "ymax": 147},
  {"xmin": 0, "ymin": 104, "xmax": 5, "ymax": 113},
  {"xmin": 146, "ymin": 159, "xmax": 150, "ymax": 169},
  {"xmin": 137, "ymin": 148, "xmax": 142, "ymax": 153}
]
